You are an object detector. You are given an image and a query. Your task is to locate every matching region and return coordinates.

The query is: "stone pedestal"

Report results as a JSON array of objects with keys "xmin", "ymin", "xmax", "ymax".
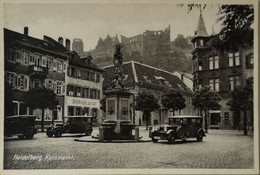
[{"xmin": 101, "ymin": 90, "xmax": 135, "ymax": 140}]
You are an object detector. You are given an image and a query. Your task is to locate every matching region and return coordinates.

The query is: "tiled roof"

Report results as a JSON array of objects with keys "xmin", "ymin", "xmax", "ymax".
[
  {"xmin": 4, "ymin": 28, "xmax": 68, "ymax": 58},
  {"xmin": 102, "ymin": 61, "xmax": 192, "ymax": 94}
]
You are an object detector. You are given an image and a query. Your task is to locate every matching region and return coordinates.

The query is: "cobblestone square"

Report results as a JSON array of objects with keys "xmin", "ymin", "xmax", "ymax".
[{"xmin": 4, "ymin": 127, "xmax": 254, "ymax": 169}]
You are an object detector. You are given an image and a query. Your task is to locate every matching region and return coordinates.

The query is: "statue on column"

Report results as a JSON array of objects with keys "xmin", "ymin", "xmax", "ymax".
[{"xmin": 109, "ymin": 43, "xmax": 126, "ymax": 91}]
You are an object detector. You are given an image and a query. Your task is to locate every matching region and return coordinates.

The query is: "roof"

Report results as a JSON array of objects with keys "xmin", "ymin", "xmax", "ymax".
[
  {"xmin": 195, "ymin": 13, "xmax": 208, "ymax": 37},
  {"xmin": 169, "ymin": 115, "xmax": 202, "ymax": 119},
  {"xmin": 69, "ymin": 57, "xmax": 104, "ymax": 72},
  {"xmin": 4, "ymin": 28, "xmax": 68, "ymax": 58},
  {"xmin": 102, "ymin": 61, "xmax": 192, "ymax": 95}
]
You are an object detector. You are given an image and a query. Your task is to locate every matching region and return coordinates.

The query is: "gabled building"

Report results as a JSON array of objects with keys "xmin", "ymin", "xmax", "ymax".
[
  {"xmin": 4, "ymin": 27, "xmax": 69, "ymax": 130},
  {"xmin": 191, "ymin": 13, "xmax": 254, "ymax": 130},
  {"xmin": 102, "ymin": 61, "xmax": 196, "ymax": 126},
  {"xmin": 65, "ymin": 52, "xmax": 104, "ymax": 126}
]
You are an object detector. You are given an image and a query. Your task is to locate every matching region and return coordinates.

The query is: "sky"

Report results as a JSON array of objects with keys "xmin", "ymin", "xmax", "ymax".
[{"xmin": 4, "ymin": 2, "xmax": 221, "ymax": 51}]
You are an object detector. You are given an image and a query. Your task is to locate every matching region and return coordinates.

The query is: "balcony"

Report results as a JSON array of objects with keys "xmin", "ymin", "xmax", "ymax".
[{"xmin": 29, "ymin": 65, "xmax": 48, "ymax": 79}]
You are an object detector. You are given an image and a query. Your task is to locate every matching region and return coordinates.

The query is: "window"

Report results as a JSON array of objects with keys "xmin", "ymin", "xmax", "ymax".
[
  {"xmin": 46, "ymin": 79, "xmax": 53, "ymax": 89},
  {"xmin": 75, "ymin": 70, "xmax": 81, "ymax": 78},
  {"xmin": 67, "ymin": 85, "xmax": 74, "ymax": 96},
  {"xmin": 47, "ymin": 57, "xmax": 53, "ymax": 70},
  {"xmin": 209, "ymin": 57, "xmax": 213, "ymax": 70},
  {"xmin": 97, "ymin": 90, "xmax": 100, "ymax": 99},
  {"xmin": 198, "ymin": 57, "xmax": 202, "ymax": 71},
  {"xmin": 83, "ymin": 107, "xmax": 89, "ymax": 116},
  {"xmin": 22, "ymin": 51, "xmax": 29, "ymax": 65},
  {"xmin": 16, "ymin": 51, "xmax": 22, "ymax": 63},
  {"xmin": 199, "ymin": 39, "xmax": 204, "ymax": 46},
  {"xmin": 90, "ymin": 72, "xmax": 95, "ymax": 81},
  {"xmin": 96, "ymin": 74, "xmax": 100, "ymax": 82},
  {"xmin": 56, "ymin": 82, "xmax": 62, "ymax": 95},
  {"xmin": 246, "ymin": 53, "xmax": 253, "ymax": 69},
  {"xmin": 33, "ymin": 79, "xmax": 40, "ymax": 88},
  {"xmin": 197, "ymin": 79, "xmax": 202, "ymax": 89},
  {"xmin": 42, "ymin": 57, "xmax": 47, "ymax": 67},
  {"xmin": 76, "ymin": 87, "xmax": 81, "ymax": 97},
  {"xmin": 7, "ymin": 49, "xmax": 16, "ymax": 62},
  {"xmin": 209, "ymin": 78, "xmax": 219, "ymax": 92},
  {"xmin": 57, "ymin": 60, "xmax": 63, "ymax": 72},
  {"xmin": 53, "ymin": 60, "xmax": 57, "ymax": 71},
  {"xmin": 229, "ymin": 75, "xmax": 240, "ymax": 91},
  {"xmin": 209, "ymin": 55, "xmax": 219, "ymax": 70},
  {"xmin": 93, "ymin": 89, "xmax": 97, "ymax": 99},
  {"xmin": 17, "ymin": 74, "xmax": 29, "ymax": 91},
  {"xmin": 76, "ymin": 107, "xmax": 81, "ymax": 116},
  {"xmin": 83, "ymin": 88, "xmax": 89, "ymax": 98},
  {"xmin": 85, "ymin": 71, "xmax": 90, "ymax": 80},
  {"xmin": 90, "ymin": 89, "xmax": 94, "ymax": 99},
  {"xmin": 6, "ymin": 72, "xmax": 16, "ymax": 87},
  {"xmin": 29, "ymin": 54, "xmax": 35, "ymax": 65},
  {"xmin": 35, "ymin": 54, "xmax": 42, "ymax": 66},
  {"xmin": 228, "ymin": 52, "xmax": 240, "ymax": 67}
]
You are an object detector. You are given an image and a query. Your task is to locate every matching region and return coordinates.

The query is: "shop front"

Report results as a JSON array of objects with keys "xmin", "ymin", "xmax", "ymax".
[{"xmin": 65, "ymin": 97, "xmax": 101, "ymax": 126}]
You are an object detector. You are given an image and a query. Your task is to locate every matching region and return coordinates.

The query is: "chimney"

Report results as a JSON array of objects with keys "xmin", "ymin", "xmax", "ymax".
[
  {"xmin": 65, "ymin": 39, "xmax": 70, "ymax": 50},
  {"xmin": 24, "ymin": 27, "xmax": 28, "ymax": 35},
  {"xmin": 58, "ymin": 37, "xmax": 63, "ymax": 45}
]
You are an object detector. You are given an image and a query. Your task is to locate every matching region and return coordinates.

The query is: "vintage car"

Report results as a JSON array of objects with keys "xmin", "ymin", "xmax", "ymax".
[
  {"xmin": 150, "ymin": 115, "xmax": 206, "ymax": 143},
  {"xmin": 4, "ymin": 115, "xmax": 37, "ymax": 139},
  {"xmin": 46, "ymin": 116, "xmax": 93, "ymax": 137}
]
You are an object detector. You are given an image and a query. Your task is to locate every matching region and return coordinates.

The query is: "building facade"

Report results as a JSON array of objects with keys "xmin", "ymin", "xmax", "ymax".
[
  {"xmin": 121, "ymin": 25, "xmax": 170, "ymax": 57},
  {"xmin": 4, "ymin": 27, "xmax": 69, "ymax": 130},
  {"xmin": 191, "ymin": 13, "xmax": 254, "ymax": 130},
  {"xmin": 102, "ymin": 61, "xmax": 196, "ymax": 126},
  {"xmin": 72, "ymin": 38, "xmax": 84, "ymax": 56},
  {"xmin": 65, "ymin": 53, "xmax": 104, "ymax": 126}
]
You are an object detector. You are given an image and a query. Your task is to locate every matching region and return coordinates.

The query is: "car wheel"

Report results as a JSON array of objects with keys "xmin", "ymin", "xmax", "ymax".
[
  {"xmin": 176, "ymin": 126, "xmax": 185, "ymax": 138},
  {"xmin": 46, "ymin": 130, "xmax": 54, "ymax": 137},
  {"xmin": 54, "ymin": 129, "xmax": 62, "ymax": 137},
  {"xmin": 152, "ymin": 136, "xmax": 159, "ymax": 143},
  {"xmin": 196, "ymin": 131, "xmax": 203, "ymax": 142},
  {"xmin": 17, "ymin": 135, "xmax": 24, "ymax": 139},
  {"xmin": 24, "ymin": 129, "xmax": 34, "ymax": 139},
  {"xmin": 85, "ymin": 128, "xmax": 92, "ymax": 136},
  {"xmin": 168, "ymin": 133, "xmax": 175, "ymax": 144}
]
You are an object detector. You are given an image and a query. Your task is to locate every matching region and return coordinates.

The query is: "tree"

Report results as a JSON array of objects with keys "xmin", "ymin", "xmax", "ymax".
[
  {"xmin": 135, "ymin": 91, "xmax": 160, "ymax": 130},
  {"xmin": 217, "ymin": 5, "xmax": 254, "ymax": 50},
  {"xmin": 4, "ymin": 80, "xmax": 14, "ymax": 116},
  {"xmin": 24, "ymin": 87, "xmax": 58, "ymax": 132},
  {"xmin": 161, "ymin": 91, "xmax": 186, "ymax": 116},
  {"xmin": 192, "ymin": 86, "xmax": 221, "ymax": 133},
  {"xmin": 227, "ymin": 85, "xmax": 253, "ymax": 135}
]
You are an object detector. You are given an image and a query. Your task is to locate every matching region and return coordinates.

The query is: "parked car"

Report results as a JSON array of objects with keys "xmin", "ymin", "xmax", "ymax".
[
  {"xmin": 46, "ymin": 116, "xmax": 93, "ymax": 137},
  {"xmin": 4, "ymin": 115, "xmax": 37, "ymax": 139},
  {"xmin": 150, "ymin": 115, "xmax": 206, "ymax": 143}
]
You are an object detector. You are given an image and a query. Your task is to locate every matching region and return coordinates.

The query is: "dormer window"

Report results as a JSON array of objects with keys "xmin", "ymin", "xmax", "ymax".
[
  {"xmin": 165, "ymin": 81, "xmax": 172, "ymax": 87},
  {"xmin": 143, "ymin": 76, "xmax": 152, "ymax": 83}
]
